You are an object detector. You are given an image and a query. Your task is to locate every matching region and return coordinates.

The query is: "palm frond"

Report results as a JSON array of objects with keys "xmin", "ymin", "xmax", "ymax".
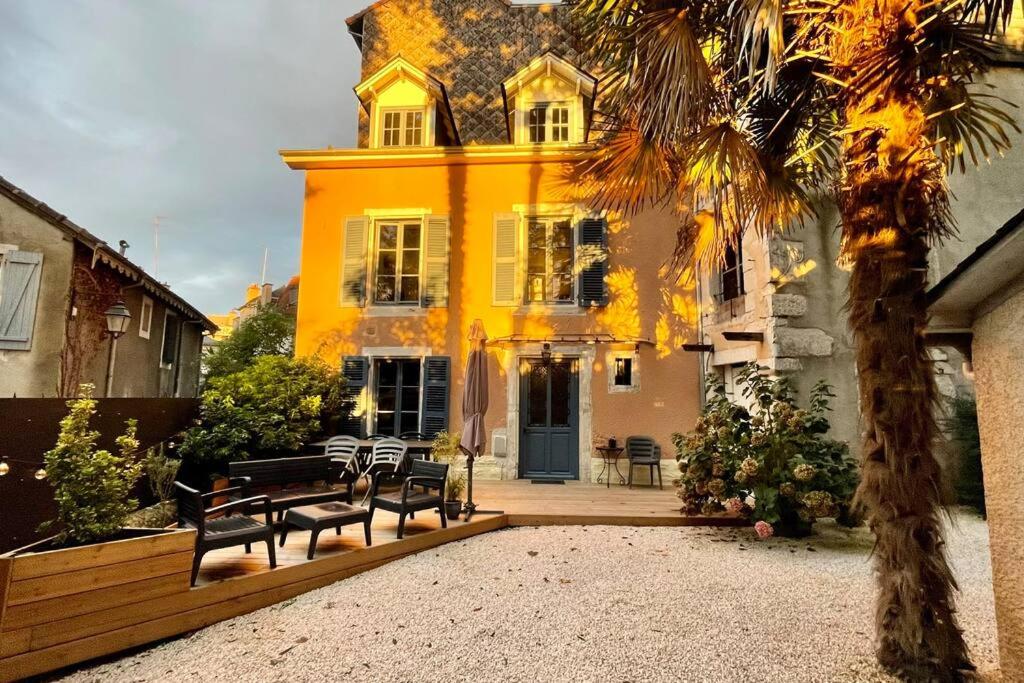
[
  {"xmin": 928, "ymin": 84, "xmax": 1020, "ymax": 172},
  {"xmin": 627, "ymin": 7, "xmax": 718, "ymax": 139},
  {"xmin": 960, "ymin": 0, "xmax": 1021, "ymax": 35},
  {"xmin": 677, "ymin": 121, "xmax": 810, "ymax": 262},
  {"xmin": 730, "ymin": 0, "xmax": 787, "ymax": 91},
  {"xmin": 576, "ymin": 122, "xmax": 678, "ymax": 216}
]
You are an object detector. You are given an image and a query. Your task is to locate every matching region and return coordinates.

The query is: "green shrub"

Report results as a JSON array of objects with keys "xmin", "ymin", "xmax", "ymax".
[
  {"xmin": 673, "ymin": 363, "xmax": 859, "ymax": 537},
  {"xmin": 204, "ymin": 305, "xmax": 294, "ymax": 380},
  {"xmin": 179, "ymin": 355, "xmax": 346, "ymax": 466},
  {"xmin": 144, "ymin": 444, "xmax": 180, "ymax": 502},
  {"xmin": 42, "ymin": 385, "xmax": 144, "ymax": 544},
  {"xmin": 946, "ymin": 393, "xmax": 984, "ymax": 516}
]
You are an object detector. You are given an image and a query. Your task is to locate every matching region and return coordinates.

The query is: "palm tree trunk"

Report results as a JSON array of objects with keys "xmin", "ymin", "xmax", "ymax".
[{"xmin": 838, "ymin": 3, "xmax": 973, "ymax": 677}]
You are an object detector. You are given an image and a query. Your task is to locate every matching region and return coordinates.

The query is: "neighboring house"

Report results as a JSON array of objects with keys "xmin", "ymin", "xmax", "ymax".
[
  {"xmin": 927, "ymin": 208, "xmax": 1024, "ymax": 678},
  {"xmin": 694, "ymin": 18, "xmax": 1024, "ymax": 446},
  {"xmin": 282, "ymin": 0, "xmax": 700, "ymax": 483},
  {"xmin": 203, "ymin": 277, "xmax": 300, "ymax": 351},
  {"xmin": 0, "ymin": 176, "xmax": 217, "ymax": 398}
]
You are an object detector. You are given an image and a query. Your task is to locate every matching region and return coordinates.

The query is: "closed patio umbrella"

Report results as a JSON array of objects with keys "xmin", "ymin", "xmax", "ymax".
[{"xmin": 459, "ymin": 319, "xmax": 496, "ymax": 521}]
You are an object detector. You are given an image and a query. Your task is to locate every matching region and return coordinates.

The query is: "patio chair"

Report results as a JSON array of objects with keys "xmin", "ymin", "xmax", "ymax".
[
  {"xmin": 626, "ymin": 436, "xmax": 663, "ymax": 489},
  {"xmin": 174, "ymin": 481, "xmax": 276, "ymax": 585},
  {"xmin": 360, "ymin": 437, "xmax": 408, "ymax": 504},
  {"xmin": 399, "ymin": 431, "xmax": 426, "ymax": 440},
  {"xmin": 325, "ymin": 434, "xmax": 362, "ymax": 480},
  {"xmin": 368, "ymin": 459, "xmax": 449, "ymax": 539}
]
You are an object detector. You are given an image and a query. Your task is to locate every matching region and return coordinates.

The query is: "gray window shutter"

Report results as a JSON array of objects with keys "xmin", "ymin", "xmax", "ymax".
[
  {"xmin": 339, "ymin": 356, "xmax": 369, "ymax": 437},
  {"xmin": 0, "ymin": 250, "xmax": 44, "ymax": 351},
  {"xmin": 492, "ymin": 213, "xmax": 519, "ymax": 306},
  {"xmin": 340, "ymin": 216, "xmax": 369, "ymax": 307},
  {"xmin": 421, "ymin": 215, "xmax": 450, "ymax": 307},
  {"xmin": 577, "ymin": 217, "xmax": 608, "ymax": 307},
  {"xmin": 420, "ymin": 356, "xmax": 450, "ymax": 439}
]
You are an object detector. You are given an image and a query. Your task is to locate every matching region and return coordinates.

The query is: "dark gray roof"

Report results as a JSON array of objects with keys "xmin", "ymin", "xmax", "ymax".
[{"xmin": 0, "ymin": 175, "xmax": 217, "ymax": 332}]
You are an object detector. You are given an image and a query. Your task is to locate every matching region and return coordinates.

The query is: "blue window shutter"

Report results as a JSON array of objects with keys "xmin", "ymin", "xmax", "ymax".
[
  {"xmin": 0, "ymin": 250, "xmax": 44, "ymax": 351},
  {"xmin": 339, "ymin": 356, "xmax": 369, "ymax": 437},
  {"xmin": 421, "ymin": 215, "xmax": 450, "ymax": 308},
  {"xmin": 420, "ymin": 356, "xmax": 450, "ymax": 439},
  {"xmin": 340, "ymin": 216, "xmax": 369, "ymax": 307},
  {"xmin": 577, "ymin": 217, "xmax": 608, "ymax": 307}
]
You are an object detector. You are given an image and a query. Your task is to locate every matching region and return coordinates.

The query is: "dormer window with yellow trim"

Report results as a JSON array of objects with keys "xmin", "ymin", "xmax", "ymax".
[
  {"xmin": 502, "ymin": 53, "xmax": 597, "ymax": 146},
  {"xmin": 354, "ymin": 56, "xmax": 460, "ymax": 149}
]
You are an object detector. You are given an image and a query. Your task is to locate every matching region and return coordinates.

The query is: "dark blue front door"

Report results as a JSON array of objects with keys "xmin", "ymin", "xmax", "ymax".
[{"xmin": 519, "ymin": 358, "xmax": 579, "ymax": 480}]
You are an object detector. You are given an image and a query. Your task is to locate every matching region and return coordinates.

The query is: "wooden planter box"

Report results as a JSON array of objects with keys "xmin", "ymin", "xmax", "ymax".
[{"xmin": 0, "ymin": 527, "xmax": 195, "ymax": 682}]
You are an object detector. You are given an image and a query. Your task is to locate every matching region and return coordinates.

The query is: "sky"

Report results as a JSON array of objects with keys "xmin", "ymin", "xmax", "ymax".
[{"xmin": 0, "ymin": 0, "xmax": 369, "ymax": 313}]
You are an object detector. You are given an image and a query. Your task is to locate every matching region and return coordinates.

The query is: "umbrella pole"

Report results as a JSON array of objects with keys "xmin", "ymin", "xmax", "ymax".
[{"xmin": 463, "ymin": 452, "xmax": 477, "ymax": 521}]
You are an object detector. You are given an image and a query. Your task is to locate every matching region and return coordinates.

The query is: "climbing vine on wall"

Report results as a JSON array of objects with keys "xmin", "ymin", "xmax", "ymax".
[{"xmin": 59, "ymin": 249, "xmax": 122, "ymax": 397}]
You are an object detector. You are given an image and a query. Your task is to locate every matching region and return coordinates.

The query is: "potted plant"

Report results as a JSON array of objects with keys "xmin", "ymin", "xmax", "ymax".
[
  {"xmin": 444, "ymin": 471, "xmax": 466, "ymax": 520},
  {"xmin": 0, "ymin": 386, "xmax": 195, "ymax": 664},
  {"xmin": 430, "ymin": 430, "xmax": 465, "ymax": 520}
]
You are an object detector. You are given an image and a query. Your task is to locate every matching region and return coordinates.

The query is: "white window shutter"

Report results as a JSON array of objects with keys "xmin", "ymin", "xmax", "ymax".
[
  {"xmin": 421, "ymin": 215, "xmax": 450, "ymax": 308},
  {"xmin": 340, "ymin": 216, "xmax": 369, "ymax": 307},
  {"xmin": 0, "ymin": 250, "xmax": 44, "ymax": 351},
  {"xmin": 492, "ymin": 213, "xmax": 519, "ymax": 306}
]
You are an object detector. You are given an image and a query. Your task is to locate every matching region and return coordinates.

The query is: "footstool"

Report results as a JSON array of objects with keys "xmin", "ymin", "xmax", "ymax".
[{"xmin": 279, "ymin": 502, "xmax": 371, "ymax": 559}]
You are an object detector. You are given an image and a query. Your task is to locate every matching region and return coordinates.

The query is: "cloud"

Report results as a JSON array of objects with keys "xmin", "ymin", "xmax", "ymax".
[{"xmin": 0, "ymin": 0, "xmax": 368, "ymax": 312}]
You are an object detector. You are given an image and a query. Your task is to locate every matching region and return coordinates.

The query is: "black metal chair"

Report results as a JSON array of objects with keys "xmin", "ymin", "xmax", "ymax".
[
  {"xmin": 174, "ymin": 481, "xmax": 276, "ymax": 585},
  {"xmin": 367, "ymin": 459, "xmax": 449, "ymax": 539},
  {"xmin": 626, "ymin": 436, "xmax": 663, "ymax": 489}
]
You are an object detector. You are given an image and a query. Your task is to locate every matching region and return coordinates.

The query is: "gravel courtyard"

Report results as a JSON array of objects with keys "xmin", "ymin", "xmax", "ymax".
[{"xmin": 62, "ymin": 514, "xmax": 997, "ymax": 683}]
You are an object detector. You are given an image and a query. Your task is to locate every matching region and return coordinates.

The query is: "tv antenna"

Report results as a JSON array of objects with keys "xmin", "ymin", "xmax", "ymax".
[{"xmin": 152, "ymin": 215, "xmax": 168, "ymax": 278}]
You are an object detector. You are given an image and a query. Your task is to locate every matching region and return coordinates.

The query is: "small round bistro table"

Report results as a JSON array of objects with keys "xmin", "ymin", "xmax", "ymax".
[{"xmin": 595, "ymin": 446, "xmax": 626, "ymax": 488}]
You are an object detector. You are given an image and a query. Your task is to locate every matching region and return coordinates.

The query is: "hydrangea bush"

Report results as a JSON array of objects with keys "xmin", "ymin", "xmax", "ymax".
[{"xmin": 673, "ymin": 363, "xmax": 859, "ymax": 537}]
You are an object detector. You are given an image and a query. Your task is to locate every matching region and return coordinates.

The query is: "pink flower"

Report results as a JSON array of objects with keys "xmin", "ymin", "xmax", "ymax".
[
  {"xmin": 754, "ymin": 520, "xmax": 774, "ymax": 539},
  {"xmin": 724, "ymin": 497, "xmax": 744, "ymax": 514}
]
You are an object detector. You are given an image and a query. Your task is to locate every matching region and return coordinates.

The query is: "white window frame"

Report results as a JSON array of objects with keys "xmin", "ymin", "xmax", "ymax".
[
  {"xmin": 607, "ymin": 350, "xmax": 640, "ymax": 394},
  {"xmin": 524, "ymin": 101, "xmax": 571, "ymax": 144},
  {"xmin": 380, "ymin": 107, "xmax": 425, "ymax": 147},
  {"xmin": 138, "ymin": 295, "xmax": 153, "ymax": 339},
  {"xmin": 523, "ymin": 215, "xmax": 575, "ymax": 305},
  {"xmin": 371, "ymin": 218, "xmax": 424, "ymax": 306}
]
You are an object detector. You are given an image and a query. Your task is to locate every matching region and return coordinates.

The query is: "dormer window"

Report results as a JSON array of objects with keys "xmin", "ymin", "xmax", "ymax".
[
  {"xmin": 527, "ymin": 103, "xmax": 570, "ymax": 143},
  {"xmin": 354, "ymin": 56, "xmax": 460, "ymax": 149},
  {"xmin": 382, "ymin": 109, "xmax": 424, "ymax": 147},
  {"xmin": 502, "ymin": 53, "xmax": 597, "ymax": 146}
]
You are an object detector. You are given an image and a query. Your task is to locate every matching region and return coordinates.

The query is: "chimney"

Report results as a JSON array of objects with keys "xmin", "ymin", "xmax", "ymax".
[
  {"xmin": 246, "ymin": 283, "xmax": 260, "ymax": 302},
  {"xmin": 261, "ymin": 283, "xmax": 273, "ymax": 305},
  {"xmin": 118, "ymin": 240, "xmax": 129, "ymax": 256}
]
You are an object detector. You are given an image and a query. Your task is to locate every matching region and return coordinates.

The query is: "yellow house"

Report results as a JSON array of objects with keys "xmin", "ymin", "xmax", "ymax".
[{"xmin": 281, "ymin": 2, "xmax": 700, "ymax": 483}]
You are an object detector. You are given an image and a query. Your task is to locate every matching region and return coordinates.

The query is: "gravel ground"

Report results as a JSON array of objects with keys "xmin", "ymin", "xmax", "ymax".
[{"xmin": 61, "ymin": 513, "xmax": 997, "ymax": 683}]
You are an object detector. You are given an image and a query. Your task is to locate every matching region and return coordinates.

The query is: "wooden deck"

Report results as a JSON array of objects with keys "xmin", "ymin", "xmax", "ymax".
[{"xmin": 1, "ymin": 481, "xmax": 740, "ymax": 682}]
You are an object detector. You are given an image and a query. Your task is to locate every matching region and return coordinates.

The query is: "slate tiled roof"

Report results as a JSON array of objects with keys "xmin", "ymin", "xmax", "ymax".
[{"xmin": 349, "ymin": 0, "xmax": 581, "ymax": 145}]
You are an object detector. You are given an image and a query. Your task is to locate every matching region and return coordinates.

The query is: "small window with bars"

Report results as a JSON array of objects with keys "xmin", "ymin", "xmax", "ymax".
[{"xmin": 381, "ymin": 109, "xmax": 424, "ymax": 147}]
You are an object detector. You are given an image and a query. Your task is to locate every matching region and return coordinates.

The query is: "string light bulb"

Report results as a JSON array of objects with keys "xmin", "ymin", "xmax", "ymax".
[
  {"xmin": 0, "ymin": 460, "xmax": 8, "ymax": 476},
  {"xmin": 34, "ymin": 468, "xmax": 47, "ymax": 480}
]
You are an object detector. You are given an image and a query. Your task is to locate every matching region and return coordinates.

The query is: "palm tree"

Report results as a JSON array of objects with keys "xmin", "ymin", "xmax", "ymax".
[{"xmin": 573, "ymin": 0, "xmax": 1019, "ymax": 678}]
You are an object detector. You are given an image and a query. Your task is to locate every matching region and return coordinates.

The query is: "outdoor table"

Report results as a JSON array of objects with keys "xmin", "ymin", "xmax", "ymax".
[
  {"xmin": 307, "ymin": 437, "xmax": 434, "ymax": 478},
  {"xmin": 279, "ymin": 501, "xmax": 371, "ymax": 559},
  {"xmin": 595, "ymin": 446, "xmax": 626, "ymax": 488}
]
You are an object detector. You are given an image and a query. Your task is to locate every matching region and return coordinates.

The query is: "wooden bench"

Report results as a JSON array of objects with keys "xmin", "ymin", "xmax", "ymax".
[{"xmin": 228, "ymin": 455, "xmax": 353, "ymax": 521}]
